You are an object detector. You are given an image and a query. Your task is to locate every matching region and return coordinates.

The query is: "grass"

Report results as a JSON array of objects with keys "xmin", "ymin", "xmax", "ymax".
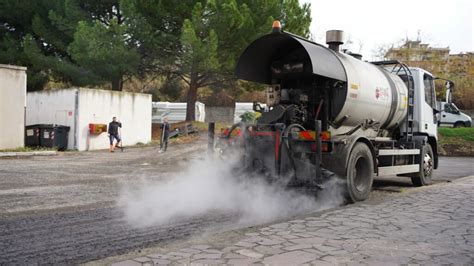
[
  {"xmin": 438, "ymin": 127, "xmax": 474, "ymax": 156},
  {"xmin": 0, "ymin": 146, "xmax": 57, "ymax": 152},
  {"xmin": 151, "ymin": 121, "xmax": 234, "ymax": 146},
  {"xmin": 438, "ymin": 127, "xmax": 474, "ymax": 143},
  {"xmin": 191, "ymin": 121, "xmax": 209, "ymax": 131},
  {"xmin": 191, "ymin": 121, "xmax": 234, "ymax": 133}
]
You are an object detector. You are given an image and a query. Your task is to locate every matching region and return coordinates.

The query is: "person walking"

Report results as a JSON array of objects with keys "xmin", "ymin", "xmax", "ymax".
[
  {"xmin": 159, "ymin": 117, "xmax": 170, "ymax": 153},
  {"xmin": 108, "ymin": 117, "xmax": 122, "ymax": 152}
]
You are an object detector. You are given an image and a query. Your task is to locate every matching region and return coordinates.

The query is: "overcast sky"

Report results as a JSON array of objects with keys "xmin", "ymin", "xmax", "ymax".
[{"xmin": 300, "ymin": 0, "xmax": 473, "ymax": 60}]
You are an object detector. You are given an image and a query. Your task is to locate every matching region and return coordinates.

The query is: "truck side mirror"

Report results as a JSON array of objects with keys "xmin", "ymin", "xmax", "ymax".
[
  {"xmin": 435, "ymin": 77, "xmax": 455, "ymax": 103},
  {"xmin": 445, "ymin": 81, "xmax": 454, "ymax": 90}
]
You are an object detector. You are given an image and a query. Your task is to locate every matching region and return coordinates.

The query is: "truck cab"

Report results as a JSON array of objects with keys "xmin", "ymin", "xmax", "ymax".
[
  {"xmin": 438, "ymin": 102, "xmax": 472, "ymax": 127},
  {"xmin": 396, "ymin": 67, "xmax": 439, "ymax": 169},
  {"xmin": 408, "ymin": 68, "xmax": 438, "ymax": 137}
]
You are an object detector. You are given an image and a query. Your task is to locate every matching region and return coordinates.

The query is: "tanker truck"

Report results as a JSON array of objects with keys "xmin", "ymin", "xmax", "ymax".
[{"xmin": 223, "ymin": 21, "xmax": 445, "ymax": 202}]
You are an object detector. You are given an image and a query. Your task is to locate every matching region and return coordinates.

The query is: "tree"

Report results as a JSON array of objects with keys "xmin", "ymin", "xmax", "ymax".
[
  {"xmin": 0, "ymin": 0, "xmax": 64, "ymax": 90},
  {"xmin": 178, "ymin": 0, "xmax": 312, "ymax": 121},
  {"xmin": 0, "ymin": 0, "xmax": 311, "ymax": 98},
  {"xmin": 1, "ymin": 0, "xmax": 141, "ymax": 91},
  {"xmin": 179, "ymin": 2, "xmax": 220, "ymax": 120},
  {"xmin": 120, "ymin": 0, "xmax": 195, "ymax": 75},
  {"xmin": 68, "ymin": 19, "xmax": 140, "ymax": 90}
]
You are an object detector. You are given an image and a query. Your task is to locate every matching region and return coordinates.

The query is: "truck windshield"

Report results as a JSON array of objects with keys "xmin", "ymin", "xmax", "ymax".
[
  {"xmin": 444, "ymin": 103, "xmax": 459, "ymax": 113},
  {"xmin": 451, "ymin": 103, "xmax": 460, "ymax": 112}
]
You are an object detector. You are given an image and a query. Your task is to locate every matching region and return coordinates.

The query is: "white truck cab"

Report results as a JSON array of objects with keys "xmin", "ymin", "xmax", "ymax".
[
  {"xmin": 438, "ymin": 102, "xmax": 472, "ymax": 127},
  {"xmin": 408, "ymin": 67, "xmax": 438, "ymax": 138}
]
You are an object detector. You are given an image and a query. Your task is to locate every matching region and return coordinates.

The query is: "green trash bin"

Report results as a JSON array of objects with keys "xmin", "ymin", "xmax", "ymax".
[{"xmin": 39, "ymin": 125, "xmax": 70, "ymax": 151}]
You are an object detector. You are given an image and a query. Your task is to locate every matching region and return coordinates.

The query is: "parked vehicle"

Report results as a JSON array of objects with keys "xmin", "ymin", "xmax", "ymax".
[{"xmin": 438, "ymin": 101, "xmax": 472, "ymax": 127}]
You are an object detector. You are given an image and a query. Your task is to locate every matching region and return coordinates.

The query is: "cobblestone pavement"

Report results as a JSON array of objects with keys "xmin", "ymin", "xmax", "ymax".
[{"xmin": 112, "ymin": 176, "xmax": 474, "ymax": 265}]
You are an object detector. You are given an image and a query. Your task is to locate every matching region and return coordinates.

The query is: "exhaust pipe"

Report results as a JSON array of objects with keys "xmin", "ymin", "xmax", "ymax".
[{"xmin": 326, "ymin": 30, "xmax": 344, "ymax": 52}]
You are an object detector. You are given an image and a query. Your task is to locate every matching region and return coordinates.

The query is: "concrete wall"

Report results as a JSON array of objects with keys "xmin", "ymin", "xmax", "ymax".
[
  {"xmin": 0, "ymin": 64, "xmax": 27, "ymax": 149},
  {"xmin": 26, "ymin": 89, "xmax": 77, "ymax": 149},
  {"xmin": 77, "ymin": 89, "xmax": 151, "ymax": 151},
  {"xmin": 205, "ymin": 106, "xmax": 235, "ymax": 123},
  {"xmin": 27, "ymin": 88, "xmax": 152, "ymax": 151}
]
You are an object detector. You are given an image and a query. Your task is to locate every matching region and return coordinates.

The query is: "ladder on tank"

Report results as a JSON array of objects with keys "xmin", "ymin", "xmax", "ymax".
[
  {"xmin": 404, "ymin": 71, "xmax": 415, "ymax": 142},
  {"xmin": 371, "ymin": 60, "xmax": 415, "ymax": 142}
]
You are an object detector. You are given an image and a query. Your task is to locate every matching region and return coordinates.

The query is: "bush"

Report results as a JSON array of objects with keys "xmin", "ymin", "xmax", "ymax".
[{"xmin": 240, "ymin": 111, "xmax": 259, "ymax": 123}]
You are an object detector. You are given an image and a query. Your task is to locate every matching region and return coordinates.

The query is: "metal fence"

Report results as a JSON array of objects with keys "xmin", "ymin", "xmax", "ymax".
[{"xmin": 152, "ymin": 102, "xmax": 267, "ymax": 123}]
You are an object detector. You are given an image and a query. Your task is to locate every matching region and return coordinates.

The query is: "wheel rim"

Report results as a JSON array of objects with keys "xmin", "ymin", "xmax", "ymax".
[
  {"xmin": 353, "ymin": 156, "xmax": 370, "ymax": 192},
  {"xmin": 423, "ymin": 152, "xmax": 433, "ymax": 177}
]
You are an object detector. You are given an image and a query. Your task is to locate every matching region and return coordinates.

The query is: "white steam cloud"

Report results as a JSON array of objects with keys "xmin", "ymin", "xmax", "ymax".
[{"xmin": 119, "ymin": 156, "xmax": 345, "ymax": 227}]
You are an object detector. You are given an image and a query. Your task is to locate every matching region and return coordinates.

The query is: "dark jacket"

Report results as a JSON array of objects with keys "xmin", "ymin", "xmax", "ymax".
[
  {"xmin": 160, "ymin": 122, "xmax": 170, "ymax": 137},
  {"xmin": 108, "ymin": 121, "xmax": 122, "ymax": 135}
]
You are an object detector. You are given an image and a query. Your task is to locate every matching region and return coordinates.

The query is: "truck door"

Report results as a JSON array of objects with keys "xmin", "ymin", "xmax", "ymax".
[{"xmin": 421, "ymin": 73, "xmax": 437, "ymax": 136}]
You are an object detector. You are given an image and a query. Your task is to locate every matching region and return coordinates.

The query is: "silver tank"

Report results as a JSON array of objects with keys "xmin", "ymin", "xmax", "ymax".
[
  {"xmin": 330, "ymin": 52, "xmax": 408, "ymax": 136},
  {"xmin": 234, "ymin": 31, "xmax": 409, "ymax": 137}
]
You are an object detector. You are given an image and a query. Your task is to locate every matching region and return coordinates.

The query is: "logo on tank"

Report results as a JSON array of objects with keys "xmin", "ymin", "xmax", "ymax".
[{"xmin": 375, "ymin": 87, "xmax": 389, "ymax": 101}]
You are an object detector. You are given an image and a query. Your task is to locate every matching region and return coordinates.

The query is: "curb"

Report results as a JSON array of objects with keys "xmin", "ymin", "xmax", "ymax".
[{"xmin": 0, "ymin": 151, "xmax": 58, "ymax": 157}]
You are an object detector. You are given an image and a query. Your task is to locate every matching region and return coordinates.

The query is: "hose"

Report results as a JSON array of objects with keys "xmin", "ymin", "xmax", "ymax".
[{"xmin": 280, "ymin": 124, "xmax": 306, "ymax": 175}]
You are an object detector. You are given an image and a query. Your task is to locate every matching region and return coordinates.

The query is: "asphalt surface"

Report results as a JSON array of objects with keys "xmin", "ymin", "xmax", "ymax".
[
  {"xmin": 0, "ymin": 208, "xmax": 236, "ymax": 265},
  {"xmin": 0, "ymin": 140, "xmax": 472, "ymax": 264}
]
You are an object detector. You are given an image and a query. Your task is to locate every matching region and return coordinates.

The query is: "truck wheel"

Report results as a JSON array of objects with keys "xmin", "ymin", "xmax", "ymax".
[
  {"xmin": 454, "ymin": 122, "xmax": 465, "ymax": 128},
  {"xmin": 411, "ymin": 144, "xmax": 434, "ymax": 186},
  {"xmin": 345, "ymin": 143, "xmax": 374, "ymax": 202}
]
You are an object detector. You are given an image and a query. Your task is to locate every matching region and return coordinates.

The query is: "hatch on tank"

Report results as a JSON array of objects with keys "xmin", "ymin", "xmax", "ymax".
[
  {"xmin": 235, "ymin": 32, "xmax": 349, "ymax": 127},
  {"xmin": 235, "ymin": 32, "xmax": 347, "ymax": 84}
]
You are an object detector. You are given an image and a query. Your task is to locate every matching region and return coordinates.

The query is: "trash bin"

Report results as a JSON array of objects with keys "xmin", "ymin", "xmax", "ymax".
[
  {"xmin": 39, "ymin": 124, "xmax": 54, "ymax": 148},
  {"xmin": 39, "ymin": 124, "xmax": 70, "ymax": 151},
  {"xmin": 25, "ymin": 124, "xmax": 42, "ymax": 147},
  {"xmin": 53, "ymin": 126, "xmax": 70, "ymax": 151}
]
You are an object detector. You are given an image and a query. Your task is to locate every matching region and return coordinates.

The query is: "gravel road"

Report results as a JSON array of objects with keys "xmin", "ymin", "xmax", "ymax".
[{"xmin": 0, "ymin": 137, "xmax": 472, "ymax": 264}]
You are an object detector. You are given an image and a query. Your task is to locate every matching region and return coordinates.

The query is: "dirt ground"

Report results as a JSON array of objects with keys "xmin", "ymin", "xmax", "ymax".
[{"xmin": 0, "ymin": 134, "xmax": 472, "ymax": 264}]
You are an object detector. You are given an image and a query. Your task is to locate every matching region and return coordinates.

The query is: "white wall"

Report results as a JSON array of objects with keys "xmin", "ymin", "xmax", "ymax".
[
  {"xmin": 234, "ymin": 102, "xmax": 267, "ymax": 123},
  {"xmin": 77, "ymin": 89, "xmax": 151, "ymax": 151},
  {"xmin": 27, "ymin": 88, "xmax": 152, "ymax": 151},
  {"xmin": 0, "ymin": 64, "xmax": 27, "ymax": 149},
  {"xmin": 26, "ymin": 89, "xmax": 77, "ymax": 149}
]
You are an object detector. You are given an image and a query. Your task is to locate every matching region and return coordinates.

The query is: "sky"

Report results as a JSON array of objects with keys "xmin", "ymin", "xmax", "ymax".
[{"xmin": 300, "ymin": 0, "xmax": 473, "ymax": 61}]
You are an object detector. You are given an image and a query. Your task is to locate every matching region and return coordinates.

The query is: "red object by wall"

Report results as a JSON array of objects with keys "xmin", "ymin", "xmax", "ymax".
[{"xmin": 89, "ymin": 123, "xmax": 107, "ymax": 134}]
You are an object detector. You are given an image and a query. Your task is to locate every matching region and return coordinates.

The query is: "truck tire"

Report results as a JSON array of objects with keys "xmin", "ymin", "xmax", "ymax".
[
  {"xmin": 345, "ymin": 143, "xmax": 374, "ymax": 202},
  {"xmin": 411, "ymin": 144, "xmax": 434, "ymax": 186},
  {"xmin": 454, "ymin": 122, "xmax": 465, "ymax": 128}
]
